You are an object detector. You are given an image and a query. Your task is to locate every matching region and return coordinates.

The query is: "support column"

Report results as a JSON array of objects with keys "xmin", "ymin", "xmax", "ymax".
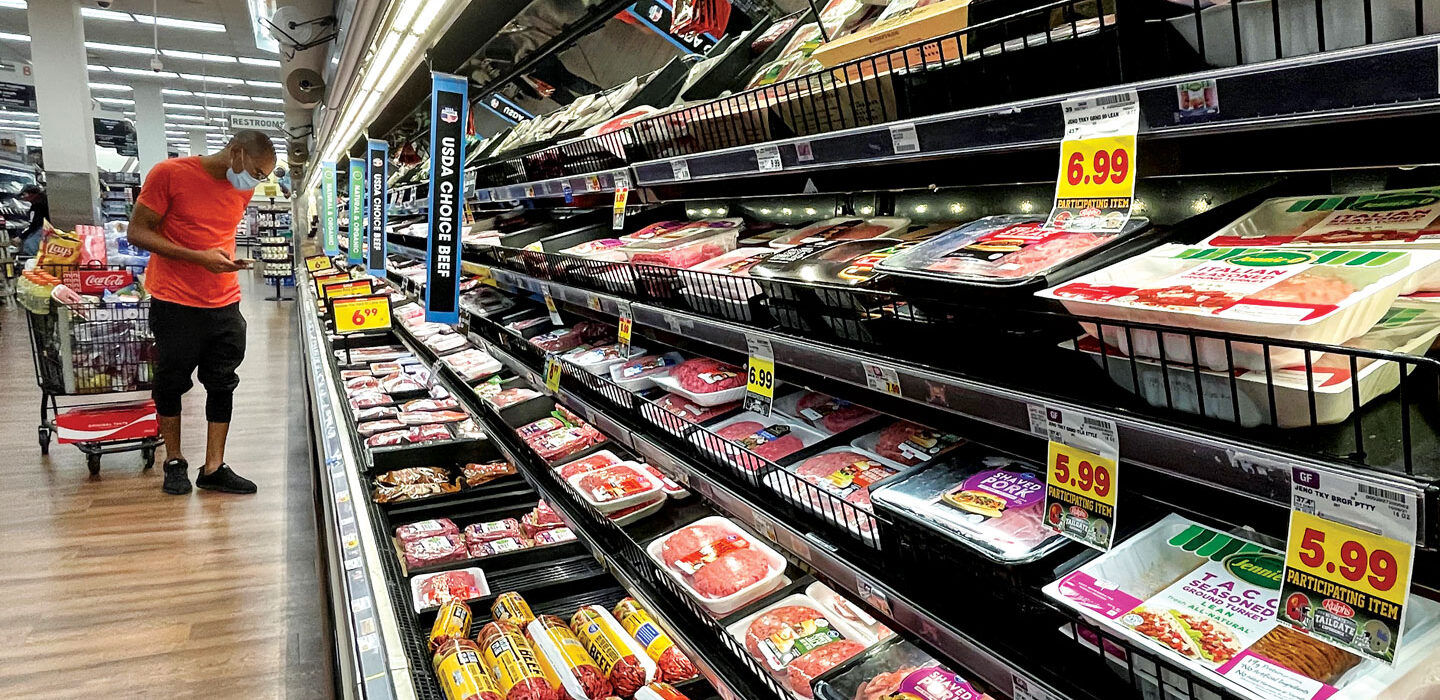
[
  {"xmin": 189, "ymin": 131, "xmax": 209, "ymax": 157},
  {"xmin": 28, "ymin": 0, "xmax": 99, "ymax": 227},
  {"xmin": 133, "ymin": 83, "xmax": 167, "ymax": 179}
]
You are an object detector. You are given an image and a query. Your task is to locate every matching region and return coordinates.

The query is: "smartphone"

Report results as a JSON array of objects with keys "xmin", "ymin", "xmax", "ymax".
[{"xmin": 233, "ymin": 257, "xmax": 255, "ymax": 269}]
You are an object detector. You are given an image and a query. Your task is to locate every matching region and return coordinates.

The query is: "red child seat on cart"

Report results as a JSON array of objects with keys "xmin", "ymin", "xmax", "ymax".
[{"xmin": 55, "ymin": 400, "xmax": 159, "ymax": 444}]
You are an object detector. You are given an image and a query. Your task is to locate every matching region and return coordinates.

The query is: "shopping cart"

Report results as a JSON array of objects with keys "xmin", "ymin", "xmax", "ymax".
[{"xmin": 23, "ymin": 267, "xmax": 160, "ymax": 475}]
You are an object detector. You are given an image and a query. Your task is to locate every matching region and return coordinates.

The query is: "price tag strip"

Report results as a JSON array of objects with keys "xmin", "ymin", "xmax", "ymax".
[
  {"xmin": 617, "ymin": 301, "xmax": 635, "ymax": 357},
  {"xmin": 1046, "ymin": 90, "xmax": 1140, "ymax": 233},
  {"xmin": 544, "ymin": 354, "xmax": 563, "ymax": 393},
  {"xmin": 861, "ymin": 360, "xmax": 901, "ymax": 396},
  {"xmin": 1280, "ymin": 469, "xmax": 1417, "ymax": 663},
  {"xmin": 756, "ymin": 144, "xmax": 782, "ymax": 173},
  {"xmin": 1033, "ymin": 404, "xmax": 1119, "ymax": 551},
  {"xmin": 743, "ymin": 335, "xmax": 775, "ymax": 416},
  {"xmin": 332, "ymin": 294, "xmax": 393, "ymax": 335}
]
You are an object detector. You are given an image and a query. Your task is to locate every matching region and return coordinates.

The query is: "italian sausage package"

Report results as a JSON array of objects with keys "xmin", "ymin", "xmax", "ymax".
[
  {"xmin": 478, "ymin": 620, "xmax": 557, "ymax": 700},
  {"xmin": 525, "ymin": 614, "xmax": 614, "ymax": 700},
  {"xmin": 612, "ymin": 598, "xmax": 699, "ymax": 682},
  {"xmin": 570, "ymin": 605, "xmax": 659, "ymax": 697}
]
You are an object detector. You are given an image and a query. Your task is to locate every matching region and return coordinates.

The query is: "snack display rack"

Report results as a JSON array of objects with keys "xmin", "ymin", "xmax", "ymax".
[{"xmin": 316, "ymin": 3, "xmax": 1440, "ymax": 699}]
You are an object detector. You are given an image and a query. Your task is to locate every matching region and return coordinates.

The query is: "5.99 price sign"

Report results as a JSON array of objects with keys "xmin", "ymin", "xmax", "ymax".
[
  {"xmin": 1280, "ymin": 469, "xmax": 1417, "ymax": 663},
  {"xmin": 1044, "ymin": 441, "xmax": 1117, "ymax": 551},
  {"xmin": 332, "ymin": 294, "xmax": 392, "ymax": 335}
]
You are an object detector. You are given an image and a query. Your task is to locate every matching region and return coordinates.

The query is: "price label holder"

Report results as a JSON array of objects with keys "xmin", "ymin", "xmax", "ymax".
[
  {"xmin": 795, "ymin": 141, "xmax": 814, "ymax": 162},
  {"xmin": 332, "ymin": 294, "xmax": 392, "ymax": 335},
  {"xmin": 543, "ymin": 354, "xmax": 564, "ymax": 393},
  {"xmin": 743, "ymin": 335, "xmax": 775, "ymax": 416},
  {"xmin": 322, "ymin": 277, "xmax": 374, "ymax": 301},
  {"xmin": 523, "ymin": 184, "xmax": 535, "ymax": 198},
  {"xmin": 617, "ymin": 301, "xmax": 634, "ymax": 357},
  {"xmin": 543, "ymin": 284, "xmax": 563, "ymax": 325},
  {"xmin": 562, "ymin": 183, "xmax": 574, "ymax": 204},
  {"xmin": 855, "ymin": 575, "xmax": 893, "ymax": 618},
  {"xmin": 889, "ymin": 123, "xmax": 920, "ymax": 155},
  {"xmin": 586, "ymin": 175, "xmax": 601, "ymax": 191},
  {"xmin": 756, "ymin": 144, "xmax": 782, "ymax": 173},
  {"xmin": 304, "ymin": 255, "xmax": 335, "ymax": 274},
  {"xmin": 1034, "ymin": 404, "xmax": 1119, "ymax": 551},
  {"xmin": 1045, "ymin": 90, "xmax": 1140, "ymax": 233},
  {"xmin": 1012, "ymin": 673, "xmax": 1060, "ymax": 700},
  {"xmin": 314, "ymin": 271, "xmax": 350, "ymax": 297},
  {"xmin": 861, "ymin": 360, "xmax": 901, "ymax": 396},
  {"xmin": 671, "ymin": 159, "xmax": 691, "ymax": 181},
  {"xmin": 585, "ymin": 294, "xmax": 603, "ymax": 312},
  {"xmin": 1279, "ymin": 469, "xmax": 1418, "ymax": 663},
  {"xmin": 612, "ymin": 172, "xmax": 630, "ymax": 230}
]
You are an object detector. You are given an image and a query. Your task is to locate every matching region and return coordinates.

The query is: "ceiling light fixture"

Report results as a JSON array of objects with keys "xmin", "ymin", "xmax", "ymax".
[
  {"xmin": 238, "ymin": 57, "xmax": 282, "ymax": 68},
  {"xmin": 162, "ymin": 89, "xmax": 194, "ymax": 97},
  {"xmin": 179, "ymin": 73, "xmax": 245, "ymax": 85},
  {"xmin": 85, "ymin": 41, "xmax": 155, "ymax": 55},
  {"xmin": 89, "ymin": 82, "xmax": 133, "ymax": 92},
  {"xmin": 134, "ymin": 14, "xmax": 227, "ymax": 33},
  {"xmin": 245, "ymin": 80, "xmax": 282, "ymax": 88},
  {"xmin": 87, "ymin": 64, "xmax": 110, "ymax": 72},
  {"xmin": 81, "ymin": 8, "xmax": 134, "ymax": 22},
  {"xmin": 95, "ymin": 97, "xmax": 135, "ymax": 105},
  {"xmin": 250, "ymin": 96, "xmax": 284, "ymax": 104},
  {"xmin": 0, "ymin": 31, "xmax": 27, "ymax": 42},
  {"xmin": 0, "ymin": 1, "xmax": 25, "ymax": 9},
  {"xmin": 110, "ymin": 66, "xmax": 179, "ymax": 78},
  {"xmin": 168, "ymin": 114, "xmax": 206, "ymax": 122},
  {"xmin": 163, "ymin": 49, "xmax": 237, "ymax": 64}
]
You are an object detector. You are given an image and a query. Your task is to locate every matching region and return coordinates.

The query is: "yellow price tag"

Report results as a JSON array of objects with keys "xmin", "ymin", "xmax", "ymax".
[
  {"xmin": 543, "ymin": 286, "xmax": 562, "ymax": 324},
  {"xmin": 1047, "ymin": 91, "xmax": 1139, "ymax": 231},
  {"xmin": 314, "ymin": 272, "xmax": 349, "ymax": 296},
  {"xmin": 612, "ymin": 186, "xmax": 629, "ymax": 230},
  {"xmin": 745, "ymin": 356, "xmax": 775, "ymax": 400},
  {"xmin": 544, "ymin": 355, "xmax": 563, "ymax": 392},
  {"xmin": 322, "ymin": 278, "xmax": 373, "ymax": 300},
  {"xmin": 332, "ymin": 294, "xmax": 392, "ymax": 335},
  {"xmin": 1044, "ymin": 441, "xmax": 1118, "ymax": 551},
  {"xmin": 1056, "ymin": 134, "xmax": 1136, "ymax": 201},
  {"xmin": 304, "ymin": 255, "xmax": 335, "ymax": 273},
  {"xmin": 617, "ymin": 315, "xmax": 633, "ymax": 346}
]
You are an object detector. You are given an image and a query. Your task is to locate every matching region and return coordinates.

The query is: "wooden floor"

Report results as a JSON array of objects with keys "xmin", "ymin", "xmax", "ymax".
[{"xmin": 0, "ymin": 274, "xmax": 333, "ymax": 699}]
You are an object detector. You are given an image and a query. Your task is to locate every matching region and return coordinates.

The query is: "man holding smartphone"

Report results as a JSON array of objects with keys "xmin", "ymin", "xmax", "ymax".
[{"xmin": 127, "ymin": 130, "xmax": 277, "ymax": 495}]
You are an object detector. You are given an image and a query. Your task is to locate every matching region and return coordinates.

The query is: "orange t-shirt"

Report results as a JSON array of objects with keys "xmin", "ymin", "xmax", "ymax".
[{"xmin": 136, "ymin": 156, "xmax": 254, "ymax": 308}]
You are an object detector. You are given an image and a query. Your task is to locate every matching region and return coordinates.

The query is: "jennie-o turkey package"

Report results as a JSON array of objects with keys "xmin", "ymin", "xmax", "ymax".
[
  {"xmin": 1044, "ymin": 513, "xmax": 1440, "ymax": 700},
  {"xmin": 1036, "ymin": 244, "xmax": 1440, "ymax": 371}
]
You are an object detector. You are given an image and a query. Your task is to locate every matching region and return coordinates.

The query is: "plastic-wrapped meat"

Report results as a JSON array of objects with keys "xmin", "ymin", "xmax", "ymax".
[
  {"xmin": 374, "ymin": 466, "xmax": 451, "ymax": 486},
  {"xmin": 525, "ymin": 614, "xmax": 614, "ymax": 700},
  {"xmin": 416, "ymin": 570, "xmax": 486, "ymax": 610},
  {"xmin": 929, "ymin": 230, "xmax": 1114, "ymax": 278},
  {"xmin": 574, "ymin": 464, "xmax": 657, "ymax": 504},
  {"xmin": 518, "ymin": 416, "xmax": 568, "ymax": 440},
  {"xmin": 744, "ymin": 605, "xmax": 867, "ymax": 697},
  {"xmin": 402, "ymin": 397, "xmax": 461, "ymax": 412},
  {"xmin": 462, "ymin": 461, "xmax": 514, "ymax": 486},
  {"xmin": 529, "ymin": 427, "xmax": 605, "ymax": 463},
  {"xmin": 402, "ymin": 533, "xmax": 468, "ymax": 570},
  {"xmin": 1251, "ymin": 273, "xmax": 1357, "ymax": 304},
  {"xmin": 411, "ymin": 424, "xmax": 452, "ymax": 441},
  {"xmin": 628, "ymin": 238, "xmax": 734, "ymax": 269},
  {"xmin": 395, "ymin": 518, "xmax": 459, "ymax": 543},
  {"xmin": 476, "ymin": 621, "xmax": 557, "ymax": 700},
  {"xmin": 353, "ymin": 405, "xmax": 399, "ymax": 422},
  {"xmin": 464, "ymin": 518, "xmax": 523, "ymax": 544},
  {"xmin": 533, "ymin": 527, "xmax": 576, "ymax": 546},
  {"xmin": 793, "ymin": 392, "xmax": 875, "ymax": 432},
  {"xmin": 671, "ymin": 358, "xmax": 745, "ymax": 394},
  {"xmin": 370, "ymin": 361, "xmax": 405, "ymax": 375},
  {"xmin": 717, "ymin": 421, "xmax": 806, "ymax": 466},
  {"xmin": 453, "ymin": 418, "xmax": 486, "ymax": 439},
  {"xmin": 619, "ymin": 220, "xmax": 693, "ymax": 245},
  {"xmin": 357, "ymin": 419, "xmax": 407, "ymax": 436},
  {"xmin": 471, "ymin": 536, "xmax": 531, "ymax": 558},
  {"xmin": 558, "ymin": 452, "xmax": 623, "ymax": 480},
  {"xmin": 522, "ymin": 501, "xmax": 566, "ymax": 538},
  {"xmin": 655, "ymin": 393, "xmax": 737, "ymax": 424},
  {"xmin": 340, "ymin": 369, "xmax": 373, "ymax": 381},
  {"xmin": 488, "ymin": 388, "xmax": 542, "ymax": 408},
  {"xmin": 373, "ymin": 481, "xmax": 461, "ymax": 503},
  {"xmin": 365, "ymin": 429, "xmax": 410, "ymax": 447},
  {"xmin": 854, "ymin": 667, "xmax": 922, "ymax": 700},
  {"xmin": 531, "ymin": 327, "xmax": 588, "ymax": 353},
  {"xmin": 872, "ymin": 421, "xmax": 962, "ymax": 466},
  {"xmin": 691, "ymin": 549, "xmax": 776, "ymax": 599},
  {"xmin": 345, "ymin": 376, "xmax": 381, "ymax": 393},
  {"xmin": 794, "ymin": 451, "xmax": 897, "ymax": 512},
  {"xmin": 349, "ymin": 393, "xmax": 393, "ymax": 410},
  {"xmin": 397, "ymin": 410, "xmax": 470, "ymax": 425},
  {"xmin": 612, "ymin": 598, "xmax": 699, "ymax": 682}
]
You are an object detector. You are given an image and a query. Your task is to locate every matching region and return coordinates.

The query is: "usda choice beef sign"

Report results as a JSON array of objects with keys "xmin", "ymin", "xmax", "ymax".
[
  {"xmin": 425, "ymin": 72, "xmax": 468, "ymax": 324},
  {"xmin": 367, "ymin": 139, "xmax": 388, "ymax": 277}
]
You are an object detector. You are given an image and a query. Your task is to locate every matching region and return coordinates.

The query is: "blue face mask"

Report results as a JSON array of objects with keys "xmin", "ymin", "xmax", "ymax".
[{"xmin": 227, "ymin": 152, "xmax": 262, "ymax": 190}]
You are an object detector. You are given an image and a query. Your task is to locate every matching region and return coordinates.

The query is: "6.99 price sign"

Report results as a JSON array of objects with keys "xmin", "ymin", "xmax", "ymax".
[
  {"xmin": 1280, "ymin": 468, "xmax": 1417, "ymax": 663},
  {"xmin": 1046, "ymin": 90, "xmax": 1139, "ymax": 234},
  {"xmin": 743, "ymin": 335, "xmax": 775, "ymax": 416},
  {"xmin": 332, "ymin": 294, "xmax": 392, "ymax": 335}
]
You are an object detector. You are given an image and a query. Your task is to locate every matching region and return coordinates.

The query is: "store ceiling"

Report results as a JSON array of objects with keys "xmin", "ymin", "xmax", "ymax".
[{"xmin": 0, "ymin": 0, "xmax": 288, "ymax": 154}]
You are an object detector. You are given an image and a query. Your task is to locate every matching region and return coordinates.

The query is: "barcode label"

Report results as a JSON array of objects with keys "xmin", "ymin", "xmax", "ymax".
[
  {"xmin": 1360, "ymin": 483, "xmax": 1408, "ymax": 505},
  {"xmin": 1095, "ymin": 92, "xmax": 1131, "ymax": 106}
]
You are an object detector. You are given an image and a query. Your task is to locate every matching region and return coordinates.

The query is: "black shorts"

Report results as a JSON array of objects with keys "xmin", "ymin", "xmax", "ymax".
[{"xmin": 150, "ymin": 298, "xmax": 247, "ymax": 423}]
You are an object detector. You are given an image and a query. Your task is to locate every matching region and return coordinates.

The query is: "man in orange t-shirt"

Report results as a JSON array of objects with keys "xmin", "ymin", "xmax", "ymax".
[{"xmin": 128, "ymin": 130, "xmax": 277, "ymax": 496}]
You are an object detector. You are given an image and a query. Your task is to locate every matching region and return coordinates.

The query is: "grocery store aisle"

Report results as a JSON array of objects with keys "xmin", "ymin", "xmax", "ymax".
[{"xmin": 0, "ymin": 275, "xmax": 332, "ymax": 699}]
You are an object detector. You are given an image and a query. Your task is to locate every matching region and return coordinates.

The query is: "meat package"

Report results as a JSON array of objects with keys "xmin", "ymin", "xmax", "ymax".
[
  {"xmin": 443, "ymin": 348, "xmax": 503, "ymax": 381},
  {"xmin": 871, "ymin": 443, "xmax": 1066, "ymax": 563},
  {"xmin": 556, "ymin": 450, "xmax": 624, "ymax": 480},
  {"xmin": 567, "ymin": 343, "xmax": 647, "ymax": 376},
  {"xmin": 566, "ymin": 462, "xmax": 664, "ymax": 513},
  {"xmin": 520, "ymin": 411, "xmax": 607, "ymax": 464},
  {"xmin": 652, "ymin": 357, "xmax": 748, "ymax": 406},
  {"xmin": 771, "ymin": 448, "xmax": 904, "ymax": 534},
  {"xmin": 401, "ymin": 532, "xmax": 469, "ymax": 571},
  {"xmin": 612, "ymin": 598, "xmax": 699, "ymax": 682},
  {"xmin": 559, "ymin": 237, "xmax": 628, "ymax": 262},
  {"xmin": 1043, "ymin": 513, "xmax": 1440, "ymax": 699},
  {"xmin": 620, "ymin": 218, "xmax": 742, "ymax": 247},
  {"xmin": 1068, "ymin": 304, "xmax": 1440, "ymax": 427},
  {"xmin": 570, "ymin": 605, "xmax": 660, "ymax": 697},
  {"xmin": 395, "ymin": 518, "xmax": 459, "ymax": 543},
  {"xmin": 648, "ymin": 516, "xmax": 789, "ymax": 615},
  {"xmin": 402, "ymin": 397, "xmax": 461, "ymax": 412},
  {"xmin": 642, "ymin": 392, "xmax": 740, "ymax": 437},
  {"xmin": 626, "ymin": 226, "xmax": 741, "ymax": 269},
  {"xmin": 462, "ymin": 460, "xmax": 515, "ymax": 486},
  {"xmin": 877, "ymin": 216, "xmax": 1151, "ymax": 290},
  {"xmin": 522, "ymin": 500, "xmax": 566, "ymax": 538},
  {"xmin": 1035, "ymin": 243, "xmax": 1440, "ymax": 370},
  {"xmin": 698, "ymin": 412, "xmax": 825, "ymax": 471},
  {"xmin": 766, "ymin": 217, "xmax": 910, "ymax": 249},
  {"xmin": 610, "ymin": 352, "xmax": 685, "ymax": 391},
  {"xmin": 748, "ymin": 237, "xmax": 928, "ymax": 312},
  {"xmin": 525, "ymin": 614, "xmax": 613, "ymax": 700},
  {"xmin": 433, "ymin": 637, "xmax": 504, "ymax": 700},
  {"xmin": 488, "ymin": 387, "xmax": 543, "ymax": 409},
  {"xmin": 464, "ymin": 518, "xmax": 524, "ymax": 545},
  {"xmin": 853, "ymin": 421, "xmax": 965, "ymax": 467},
  {"xmin": 726, "ymin": 593, "xmax": 877, "ymax": 698},
  {"xmin": 678, "ymin": 247, "xmax": 776, "ymax": 316},
  {"xmin": 365, "ymin": 423, "xmax": 453, "ymax": 448},
  {"xmin": 810, "ymin": 637, "xmax": 995, "ymax": 700},
  {"xmin": 775, "ymin": 391, "xmax": 877, "ymax": 434},
  {"xmin": 476, "ymin": 620, "xmax": 557, "ymax": 700},
  {"xmin": 531, "ymin": 321, "xmax": 612, "ymax": 353},
  {"xmin": 410, "ymin": 568, "xmax": 489, "ymax": 612}
]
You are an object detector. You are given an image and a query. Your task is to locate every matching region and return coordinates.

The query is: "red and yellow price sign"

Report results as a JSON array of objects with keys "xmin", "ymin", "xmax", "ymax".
[
  {"xmin": 314, "ymin": 272, "xmax": 349, "ymax": 297},
  {"xmin": 1046, "ymin": 90, "xmax": 1139, "ymax": 232},
  {"xmin": 322, "ymin": 278, "xmax": 373, "ymax": 300},
  {"xmin": 1056, "ymin": 134, "xmax": 1135, "ymax": 201},
  {"xmin": 617, "ymin": 302, "xmax": 634, "ymax": 355},
  {"xmin": 304, "ymin": 255, "xmax": 335, "ymax": 274},
  {"xmin": 1044, "ymin": 441, "xmax": 1118, "ymax": 551},
  {"xmin": 544, "ymin": 354, "xmax": 563, "ymax": 393},
  {"xmin": 612, "ymin": 185, "xmax": 630, "ymax": 230},
  {"xmin": 332, "ymin": 294, "xmax": 392, "ymax": 335}
]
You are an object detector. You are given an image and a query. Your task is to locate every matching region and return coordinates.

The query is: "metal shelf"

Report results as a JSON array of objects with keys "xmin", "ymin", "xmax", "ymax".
[{"xmin": 481, "ymin": 264, "xmax": 1437, "ymax": 548}]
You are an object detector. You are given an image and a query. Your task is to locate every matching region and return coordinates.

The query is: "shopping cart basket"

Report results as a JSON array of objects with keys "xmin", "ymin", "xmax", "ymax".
[{"xmin": 23, "ymin": 277, "xmax": 160, "ymax": 475}]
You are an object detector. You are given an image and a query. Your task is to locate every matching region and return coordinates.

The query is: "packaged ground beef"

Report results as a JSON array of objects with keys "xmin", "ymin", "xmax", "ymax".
[{"xmin": 570, "ymin": 605, "xmax": 658, "ymax": 697}]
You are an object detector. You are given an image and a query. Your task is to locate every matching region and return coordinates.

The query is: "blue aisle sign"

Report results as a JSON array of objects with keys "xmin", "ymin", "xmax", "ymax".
[
  {"xmin": 424, "ymin": 72, "xmax": 468, "ymax": 324},
  {"xmin": 321, "ymin": 160, "xmax": 338, "ymax": 255},
  {"xmin": 366, "ymin": 139, "xmax": 388, "ymax": 277}
]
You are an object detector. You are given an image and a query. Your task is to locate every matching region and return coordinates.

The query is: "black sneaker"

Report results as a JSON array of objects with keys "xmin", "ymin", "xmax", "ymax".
[
  {"xmin": 195, "ymin": 464, "xmax": 257, "ymax": 494},
  {"xmin": 162, "ymin": 458, "xmax": 191, "ymax": 495}
]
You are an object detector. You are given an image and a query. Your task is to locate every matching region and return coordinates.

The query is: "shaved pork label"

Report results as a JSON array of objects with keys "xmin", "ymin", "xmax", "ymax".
[
  {"xmin": 890, "ymin": 667, "xmax": 989, "ymax": 700},
  {"xmin": 672, "ymin": 534, "xmax": 750, "ymax": 574},
  {"xmin": 943, "ymin": 469, "xmax": 1045, "ymax": 521}
]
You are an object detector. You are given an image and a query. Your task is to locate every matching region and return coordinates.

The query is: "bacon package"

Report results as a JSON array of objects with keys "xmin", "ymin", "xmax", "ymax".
[
  {"xmin": 871, "ymin": 443, "xmax": 1066, "ymax": 563},
  {"xmin": 402, "ymin": 397, "xmax": 461, "ymax": 412},
  {"xmin": 1036, "ymin": 243, "xmax": 1440, "ymax": 370},
  {"xmin": 463, "ymin": 461, "xmax": 515, "ymax": 486}
]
